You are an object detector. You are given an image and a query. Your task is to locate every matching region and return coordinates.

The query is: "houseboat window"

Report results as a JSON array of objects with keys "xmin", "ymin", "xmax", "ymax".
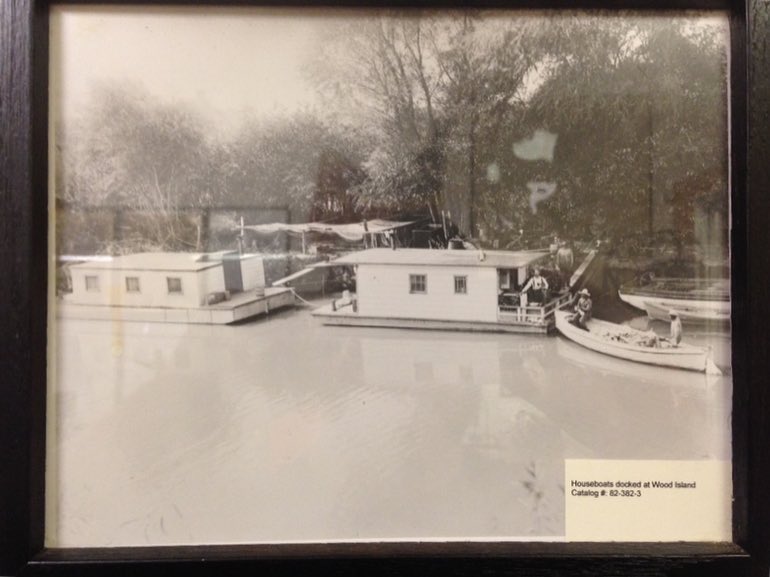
[
  {"xmin": 454, "ymin": 276, "xmax": 467, "ymax": 294},
  {"xmin": 409, "ymin": 274, "xmax": 426, "ymax": 294},
  {"xmin": 167, "ymin": 277, "xmax": 183, "ymax": 294},
  {"xmin": 85, "ymin": 275, "xmax": 99, "ymax": 292},
  {"xmin": 125, "ymin": 276, "xmax": 141, "ymax": 293}
]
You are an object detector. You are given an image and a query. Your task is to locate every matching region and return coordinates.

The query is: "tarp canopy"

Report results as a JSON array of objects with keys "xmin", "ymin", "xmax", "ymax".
[
  {"xmin": 242, "ymin": 219, "xmax": 414, "ymax": 243},
  {"xmin": 272, "ymin": 266, "xmax": 324, "ymax": 286},
  {"xmin": 330, "ymin": 248, "xmax": 550, "ymax": 269}
]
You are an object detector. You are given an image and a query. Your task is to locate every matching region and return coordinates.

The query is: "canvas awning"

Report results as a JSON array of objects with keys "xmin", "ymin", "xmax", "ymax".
[
  {"xmin": 242, "ymin": 219, "xmax": 414, "ymax": 243},
  {"xmin": 272, "ymin": 267, "xmax": 323, "ymax": 286}
]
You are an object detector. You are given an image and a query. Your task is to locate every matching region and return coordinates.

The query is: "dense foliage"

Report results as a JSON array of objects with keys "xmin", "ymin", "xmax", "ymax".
[{"xmin": 57, "ymin": 12, "xmax": 728, "ymax": 255}]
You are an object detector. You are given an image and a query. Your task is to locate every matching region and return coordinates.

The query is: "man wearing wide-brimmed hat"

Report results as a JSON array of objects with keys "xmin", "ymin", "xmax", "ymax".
[{"xmin": 570, "ymin": 288, "xmax": 593, "ymax": 331}]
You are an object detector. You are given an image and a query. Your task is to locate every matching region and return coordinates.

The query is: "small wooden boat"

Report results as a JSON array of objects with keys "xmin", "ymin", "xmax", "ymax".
[
  {"xmin": 643, "ymin": 300, "xmax": 731, "ymax": 324},
  {"xmin": 554, "ymin": 310, "xmax": 722, "ymax": 375}
]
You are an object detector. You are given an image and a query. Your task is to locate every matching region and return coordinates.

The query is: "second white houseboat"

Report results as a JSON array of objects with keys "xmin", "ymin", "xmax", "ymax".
[
  {"xmin": 311, "ymin": 248, "xmax": 573, "ymax": 334},
  {"xmin": 60, "ymin": 251, "xmax": 295, "ymax": 325}
]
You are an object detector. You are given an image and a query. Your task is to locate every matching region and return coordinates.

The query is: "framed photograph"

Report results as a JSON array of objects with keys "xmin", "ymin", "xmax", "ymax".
[{"xmin": 2, "ymin": 0, "xmax": 769, "ymax": 575}]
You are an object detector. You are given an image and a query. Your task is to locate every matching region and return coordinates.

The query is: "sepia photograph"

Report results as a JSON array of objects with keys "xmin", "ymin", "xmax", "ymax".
[{"xmin": 48, "ymin": 6, "xmax": 732, "ymax": 546}]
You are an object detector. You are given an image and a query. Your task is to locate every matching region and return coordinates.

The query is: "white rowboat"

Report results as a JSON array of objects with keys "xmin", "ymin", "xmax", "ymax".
[{"xmin": 554, "ymin": 310, "xmax": 722, "ymax": 375}]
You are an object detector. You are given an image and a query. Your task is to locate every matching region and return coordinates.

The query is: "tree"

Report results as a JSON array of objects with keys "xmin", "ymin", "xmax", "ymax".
[
  {"xmin": 310, "ymin": 12, "xmax": 728, "ymax": 251},
  {"xmin": 522, "ymin": 15, "xmax": 728, "ymax": 247},
  {"xmin": 310, "ymin": 15, "xmax": 447, "ymax": 217},
  {"xmin": 59, "ymin": 85, "xmax": 224, "ymax": 252},
  {"xmin": 434, "ymin": 16, "xmax": 540, "ymax": 238},
  {"xmin": 225, "ymin": 114, "xmax": 366, "ymax": 222},
  {"xmin": 311, "ymin": 14, "xmax": 546, "ymax": 231}
]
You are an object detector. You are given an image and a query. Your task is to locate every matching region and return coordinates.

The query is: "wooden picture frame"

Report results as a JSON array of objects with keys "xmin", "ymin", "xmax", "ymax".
[{"xmin": 2, "ymin": 0, "xmax": 768, "ymax": 575}]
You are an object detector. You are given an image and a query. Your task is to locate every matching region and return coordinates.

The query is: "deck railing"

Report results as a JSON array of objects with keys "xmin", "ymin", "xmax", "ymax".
[
  {"xmin": 332, "ymin": 290, "xmax": 358, "ymax": 312},
  {"xmin": 498, "ymin": 292, "xmax": 573, "ymax": 324}
]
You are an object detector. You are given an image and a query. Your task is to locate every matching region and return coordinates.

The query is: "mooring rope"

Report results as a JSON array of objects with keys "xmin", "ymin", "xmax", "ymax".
[{"xmin": 290, "ymin": 288, "xmax": 315, "ymax": 307}]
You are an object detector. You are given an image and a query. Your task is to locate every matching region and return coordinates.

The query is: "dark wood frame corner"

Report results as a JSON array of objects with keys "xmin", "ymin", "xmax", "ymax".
[{"xmin": 2, "ymin": 0, "xmax": 769, "ymax": 575}]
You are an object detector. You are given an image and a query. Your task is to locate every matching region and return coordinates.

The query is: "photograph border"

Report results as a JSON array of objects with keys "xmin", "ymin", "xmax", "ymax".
[{"xmin": 1, "ymin": 0, "xmax": 768, "ymax": 575}]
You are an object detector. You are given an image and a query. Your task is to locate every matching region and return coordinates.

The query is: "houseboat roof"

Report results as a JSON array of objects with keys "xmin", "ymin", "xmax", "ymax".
[
  {"xmin": 329, "ymin": 248, "xmax": 549, "ymax": 269},
  {"xmin": 70, "ymin": 252, "xmax": 260, "ymax": 273}
]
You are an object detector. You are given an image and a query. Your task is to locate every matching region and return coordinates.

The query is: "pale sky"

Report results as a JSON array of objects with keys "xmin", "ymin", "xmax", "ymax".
[
  {"xmin": 50, "ymin": 6, "xmax": 342, "ymax": 135},
  {"xmin": 50, "ymin": 7, "xmax": 728, "ymax": 138}
]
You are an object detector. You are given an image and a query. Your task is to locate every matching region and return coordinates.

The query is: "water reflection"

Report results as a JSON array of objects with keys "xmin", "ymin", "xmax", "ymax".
[{"xmin": 51, "ymin": 309, "xmax": 731, "ymax": 546}]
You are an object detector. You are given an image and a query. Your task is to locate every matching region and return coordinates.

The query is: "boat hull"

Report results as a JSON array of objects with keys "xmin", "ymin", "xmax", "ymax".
[
  {"xmin": 643, "ymin": 300, "xmax": 731, "ymax": 324},
  {"xmin": 313, "ymin": 303, "xmax": 553, "ymax": 334},
  {"xmin": 618, "ymin": 291, "xmax": 730, "ymax": 315},
  {"xmin": 618, "ymin": 277, "xmax": 730, "ymax": 318},
  {"xmin": 554, "ymin": 311, "xmax": 720, "ymax": 374},
  {"xmin": 59, "ymin": 287, "xmax": 295, "ymax": 325}
]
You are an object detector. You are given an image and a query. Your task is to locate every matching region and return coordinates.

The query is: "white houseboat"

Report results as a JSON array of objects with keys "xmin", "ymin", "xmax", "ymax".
[
  {"xmin": 311, "ymin": 248, "xmax": 572, "ymax": 334},
  {"xmin": 60, "ymin": 251, "xmax": 294, "ymax": 324}
]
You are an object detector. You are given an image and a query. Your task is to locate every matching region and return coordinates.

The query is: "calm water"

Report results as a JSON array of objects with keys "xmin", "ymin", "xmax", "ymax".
[{"xmin": 48, "ymin": 305, "xmax": 732, "ymax": 546}]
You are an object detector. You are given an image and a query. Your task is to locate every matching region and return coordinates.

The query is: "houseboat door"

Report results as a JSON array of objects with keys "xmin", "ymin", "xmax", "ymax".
[
  {"xmin": 497, "ymin": 268, "xmax": 527, "ymax": 291},
  {"xmin": 222, "ymin": 252, "xmax": 244, "ymax": 293}
]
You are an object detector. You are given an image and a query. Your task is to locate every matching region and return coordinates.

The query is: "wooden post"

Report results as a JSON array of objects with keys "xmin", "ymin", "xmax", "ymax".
[
  {"xmin": 238, "ymin": 216, "xmax": 244, "ymax": 255},
  {"xmin": 442, "ymin": 210, "xmax": 448, "ymax": 243}
]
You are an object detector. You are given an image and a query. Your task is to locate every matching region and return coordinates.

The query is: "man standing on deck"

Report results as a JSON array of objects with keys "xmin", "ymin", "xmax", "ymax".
[
  {"xmin": 666, "ymin": 310, "xmax": 683, "ymax": 347},
  {"xmin": 521, "ymin": 267, "xmax": 549, "ymax": 304},
  {"xmin": 549, "ymin": 235, "xmax": 560, "ymax": 263}
]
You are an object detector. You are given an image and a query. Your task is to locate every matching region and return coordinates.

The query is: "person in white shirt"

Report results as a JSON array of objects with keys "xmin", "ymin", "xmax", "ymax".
[
  {"xmin": 521, "ymin": 267, "xmax": 549, "ymax": 304},
  {"xmin": 667, "ymin": 310, "xmax": 683, "ymax": 346}
]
